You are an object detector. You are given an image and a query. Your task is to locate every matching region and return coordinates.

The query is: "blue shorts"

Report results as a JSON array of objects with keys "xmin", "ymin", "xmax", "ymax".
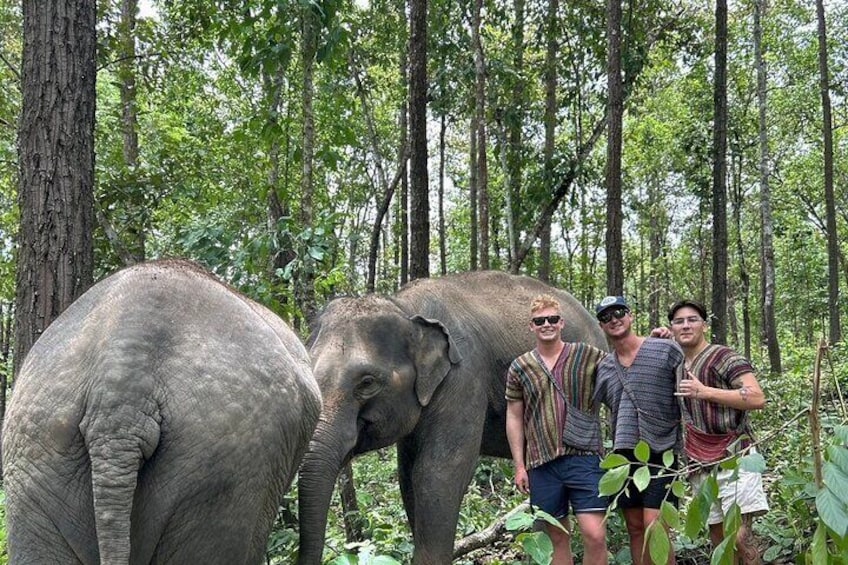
[
  {"xmin": 615, "ymin": 449, "xmax": 679, "ymax": 510},
  {"xmin": 528, "ymin": 454, "xmax": 609, "ymax": 517}
]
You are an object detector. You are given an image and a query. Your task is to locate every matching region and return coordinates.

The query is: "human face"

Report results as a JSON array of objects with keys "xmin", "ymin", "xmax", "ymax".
[
  {"xmin": 668, "ymin": 306, "xmax": 707, "ymax": 348},
  {"xmin": 529, "ymin": 306, "xmax": 564, "ymax": 343},
  {"xmin": 597, "ymin": 307, "xmax": 631, "ymax": 338}
]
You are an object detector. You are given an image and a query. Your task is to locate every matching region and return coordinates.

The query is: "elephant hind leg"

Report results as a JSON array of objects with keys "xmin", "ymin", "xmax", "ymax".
[{"xmin": 6, "ymin": 499, "xmax": 88, "ymax": 565}]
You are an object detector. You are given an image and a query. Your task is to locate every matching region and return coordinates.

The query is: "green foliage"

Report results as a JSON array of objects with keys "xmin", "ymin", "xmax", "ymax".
[{"xmin": 0, "ymin": 490, "xmax": 7, "ymax": 564}]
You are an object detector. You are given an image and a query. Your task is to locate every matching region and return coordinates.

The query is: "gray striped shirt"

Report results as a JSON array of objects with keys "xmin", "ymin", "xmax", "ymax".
[{"xmin": 594, "ymin": 338, "xmax": 684, "ymax": 452}]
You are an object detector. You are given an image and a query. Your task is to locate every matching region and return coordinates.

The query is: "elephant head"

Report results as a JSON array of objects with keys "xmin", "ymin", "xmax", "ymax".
[{"xmin": 297, "ymin": 295, "xmax": 461, "ymax": 564}]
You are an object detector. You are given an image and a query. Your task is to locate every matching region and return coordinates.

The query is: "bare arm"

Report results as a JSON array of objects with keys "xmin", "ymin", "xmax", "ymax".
[
  {"xmin": 677, "ymin": 371, "xmax": 765, "ymax": 411},
  {"xmin": 506, "ymin": 400, "xmax": 529, "ymax": 494}
]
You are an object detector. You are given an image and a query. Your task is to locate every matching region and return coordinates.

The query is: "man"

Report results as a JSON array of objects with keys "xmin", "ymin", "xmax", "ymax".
[
  {"xmin": 667, "ymin": 299, "xmax": 768, "ymax": 565},
  {"xmin": 505, "ymin": 294, "xmax": 609, "ymax": 565},
  {"xmin": 593, "ymin": 296, "xmax": 683, "ymax": 565}
]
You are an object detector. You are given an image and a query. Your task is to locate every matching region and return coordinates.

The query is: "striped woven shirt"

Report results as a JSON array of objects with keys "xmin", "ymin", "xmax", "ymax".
[
  {"xmin": 681, "ymin": 343, "xmax": 755, "ymax": 439},
  {"xmin": 594, "ymin": 338, "xmax": 684, "ymax": 452},
  {"xmin": 505, "ymin": 342, "xmax": 607, "ymax": 469}
]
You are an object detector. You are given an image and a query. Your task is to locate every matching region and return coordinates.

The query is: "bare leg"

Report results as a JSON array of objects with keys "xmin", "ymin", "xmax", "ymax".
[
  {"xmin": 575, "ymin": 511, "xmax": 608, "ymax": 565},
  {"xmin": 622, "ymin": 508, "xmax": 645, "ymax": 565},
  {"xmin": 710, "ymin": 516, "xmax": 760, "ymax": 565},
  {"xmin": 547, "ymin": 518, "xmax": 573, "ymax": 565}
]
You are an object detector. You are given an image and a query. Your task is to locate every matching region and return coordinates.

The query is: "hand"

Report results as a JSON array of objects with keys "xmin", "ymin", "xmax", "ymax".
[
  {"xmin": 675, "ymin": 370, "xmax": 705, "ymax": 399},
  {"xmin": 651, "ymin": 326, "xmax": 672, "ymax": 339},
  {"xmin": 514, "ymin": 467, "xmax": 530, "ymax": 494}
]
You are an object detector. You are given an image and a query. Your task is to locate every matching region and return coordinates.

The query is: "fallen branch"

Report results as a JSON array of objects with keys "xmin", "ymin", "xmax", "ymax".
[{"xmin": 453, "ymin": 501, "xmax": 529, "ymax": 559}]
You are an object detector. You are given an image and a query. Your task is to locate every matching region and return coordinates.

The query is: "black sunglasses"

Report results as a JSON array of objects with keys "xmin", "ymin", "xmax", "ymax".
[
  {"xmin": 531, "ymin": 315, "xmax": 562, "ymax": 326},
  {"xmin": 597, "ymin": 307, "xmax": 628, "ymax": 323}
]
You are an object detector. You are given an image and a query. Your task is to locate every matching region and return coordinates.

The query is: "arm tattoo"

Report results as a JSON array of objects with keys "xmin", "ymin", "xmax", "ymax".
[{"xmin": 739, "ymin": 385, "xmax": 751, "ymax": 403}]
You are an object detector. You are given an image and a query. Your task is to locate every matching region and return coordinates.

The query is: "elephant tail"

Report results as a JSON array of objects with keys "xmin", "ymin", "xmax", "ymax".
[{"xmin": 80, "ymin": 397, "xmax": 162, "ymax": 564}]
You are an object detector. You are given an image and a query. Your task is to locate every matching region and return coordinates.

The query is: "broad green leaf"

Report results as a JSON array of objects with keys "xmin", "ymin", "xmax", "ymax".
[
  {"xmin": 719, "ymin": 456, "xmax": 739, "ymax": 471},
  {"xmin": 816, "ymin": 487, "xmax": 848, "ymax": 537},
  {"xmin": 827, "ymin": 445, "xmax": 848, "ymax": 473},
  {"xmin": 684, "ymin": 495, "xmax": 704, "ymax": 539},
  {"xmin": 711, "ymin": 533, "xmax": 738, "ymax": 565},
  {"xmin": 634, "ymin": 441, "xmax": 651, "ymax": 463},
  {"xmin": 329, "ymin": 555, "xmax": 358, "ymax": 565},
  {"xmin": 534, "ymin": 509, "xmax": 567, "ymax": 532},
  {"xmin": 647, "ymin": 521, "xmax": 671, "ymax": 565},
  {"xmin": 810, "ymin": 520, "xmax": 827, "ymax": 565},
  {"xmin": 723, "ymin": 503, "xmax": 741, "ymax": 537},
  {"xmin": 834, "ymin": 425, "xmax": 848, "ymax": 445},
  {"xmin": 661, "ymin": 500, "xmax": 680, "ymax": 529},
  {"xmin": 600, "ymin": 452, "xmax": 630, "ymax": 469},
  {"xmin": 518, "ymin": 531, "xmax": 554, "ymax": 565},
  {"xmin": 738, "ymin": 452, "xmax": 766, "ymax": 473},
  {"xmin": 671, "ymin": 479, "xmax": 687, "ymax": 499},
  {"xmin": 702, "ymin": 474, "xmax": 720, "ymax": 502},
  {"xmin": 599, "ymin": 465, "xmax": 630, "ymax": 496},
  {"xmin": 372, "ymin": 557, "xmax": 402, "ymax": 565},
  {"xmin": 824, "ymin": 461, "xmax": 848, "ymax": 505},
  {"xmin": 506, "ymin": 512, "xmax": 537, "ymax": 531},
  {"xmin": 662, "ymin": 449, "xmax": 675, "ymax": 469},
  {"xmin": 633, "ymin": 465, "xmax": 651, "ymax": 492}
]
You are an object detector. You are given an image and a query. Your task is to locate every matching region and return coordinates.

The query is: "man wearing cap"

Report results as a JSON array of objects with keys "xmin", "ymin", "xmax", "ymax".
[
  {"xmin": 593, "ymin": 296, "xmax": 683, "ymax": 565},
  {"xmin": 666, "ymin": 299, "xmax": 767, "ymax": 565},
  {"xmin": 505, "ymin": 294, "xmax": 609, "ymax": 564}
]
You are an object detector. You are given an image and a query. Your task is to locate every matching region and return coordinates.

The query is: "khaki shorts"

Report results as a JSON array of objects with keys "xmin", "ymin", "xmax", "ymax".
[{"xmin": 690, "ymin": 465, "xmax": 769, "ymax": 525}]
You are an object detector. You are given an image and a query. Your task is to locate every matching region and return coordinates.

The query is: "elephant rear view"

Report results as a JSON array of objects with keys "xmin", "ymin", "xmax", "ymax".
[{"xmin": 2, "ymin": 260, "xmax": 322, "ymax": 565}]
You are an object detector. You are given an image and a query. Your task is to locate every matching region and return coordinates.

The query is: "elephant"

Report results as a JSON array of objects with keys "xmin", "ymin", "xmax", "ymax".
[
  {"xmin": 2, "ymin": 259, "xmax": 322, "ymax": 565},
  {"xmin": 297, "ymin": 271, "xmax": 607, "ymax": 564}
]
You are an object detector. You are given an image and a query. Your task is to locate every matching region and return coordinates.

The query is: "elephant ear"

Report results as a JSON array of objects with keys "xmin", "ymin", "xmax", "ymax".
[{"xmin": 409, "ymin": 315, "xmax": 463, "ymax": 406}]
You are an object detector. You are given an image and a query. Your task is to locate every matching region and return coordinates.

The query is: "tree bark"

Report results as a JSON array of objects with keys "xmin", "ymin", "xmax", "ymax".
[
  {"xmin": 710, "ymin": 0, "xmax": 729, "ymax": 345},
  {"xmin": 15, "ymin": 0, "xmax": 96, "ymax": 376},
  {"xmin": 438, "ymin": 114, "xmax": 447, "ymax": 275},
  {"xmin": 605, "ymin": 0, "xmax": 624, "ymax": 296},
  {"xmin": 469, "ymin": 112, "xmax": 479, "ymax": 271},
  {"xmin": 471, "ymin": 0, "xmax": 489, "ymax": 270},
  {"xmin": 816, "ymin": 0, "xmax": 840, "ymax": 344},
  {"xmin": 408, "ymin": 0, "xmax": 429, "ymax": 281},
  {"xmin": 538, "ymin": 0, "xmax": 559, "ymax": 282},
  {"xmin": 754, "ymin": 0, "xmax": 781, "ymax": 373}
]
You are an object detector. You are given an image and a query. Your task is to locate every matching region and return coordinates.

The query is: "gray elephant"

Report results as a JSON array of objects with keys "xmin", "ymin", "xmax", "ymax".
[
  {"xmin": 3, "ymin": 260, "xmax": 322, "ymax": 564},
  {"xmin": 297, "ymin": 271, "xmax": 607, "ymax": 564}
]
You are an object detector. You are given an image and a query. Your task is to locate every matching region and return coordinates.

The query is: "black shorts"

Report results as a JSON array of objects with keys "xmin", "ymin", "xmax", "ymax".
[{"xmin": 615, "ymin": 448, "xmax": 679, "ymax": 510}]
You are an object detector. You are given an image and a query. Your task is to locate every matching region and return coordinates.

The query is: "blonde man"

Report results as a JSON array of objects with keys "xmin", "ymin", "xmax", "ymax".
[{"xmin": 506, "ymin": 294, "xmax": 609, "ymax": 564}]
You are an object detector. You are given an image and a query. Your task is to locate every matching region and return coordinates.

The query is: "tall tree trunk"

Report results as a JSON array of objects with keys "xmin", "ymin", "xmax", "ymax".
[
  {"xmin": 471, "ymin": 0, "xmax": 489, "ymax": 270},
  {"xmin": 438, "ymin": 114, "xmax": 447, "ymax": 275},
  {"xmin": 399, "ymin": 41, "xmax": 409, "ymax": 287},
  {"xmin": 816, "ymin": 0, "xmax": 840, "ymax": 344},
  {"xmin": 605, "ymin": 0, "xmax": 624, "ymax": 295},
  {"xmin": 710, "ymin": 0, "xmax": 729, "ymax": 344},
  {"xmin": 119, "ymin": 0, "xmax": 144, "ymax": 261},
  {"xmin": 408, "ymin": 0, "xmax": 429, "ymax": 280},
  {"xmin": 469, "ymin": 113, "xmax": 479, "ymax": 270},
  {"xmin": 754, "ymin": 0, "xmax": 781, "ymax": 372},
  {"xmin": 15, "ymin": 0, "xmax": 96, "ymax": 376},
  {"xmin": 506, "ymin": 0, "xmax": 525, "ymax": 265},
  {"xmin": 297, "ymin": 5, "xmax": 318, "ymax": 324},
  {"xmin": 648, "ymin": 180, "xmax": 662, "ymax": 330},
  {"xmin": 730, "ymin": 147, "xmax": 751, "ymax": 358},
  {"xmin": 539, "ymin": 0, "xmax": 559, "ymax": 283}
]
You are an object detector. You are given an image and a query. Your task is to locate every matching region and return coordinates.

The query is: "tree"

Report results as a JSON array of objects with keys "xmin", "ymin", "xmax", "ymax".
[
  {"xmin": 15, "ymin": 0, "xmax": 96, "ymax": 375},
  {"xmin": 408, "ymin": 0, "xmax": 429, "ymax": 280},
  {"xmin": 754, "ymin": 0, "xmax": 781, "ymax": 373},
  {"xmin": 605, "ymin": 0, "xmax": 623, "ymax": 295},
  {"xmin": 711, "ymin": 0, "xmax": 729, "ymax": 344},
  {"xmin": 816, "ymin": 0, "xmax": 840, "ymax": 344},
  {"xmin": 539, "ymin": 0, "xmax": 558, "ymax": 283},
  {"xmin": 471, "ymin": 0, "xmax": 489, "ymax": 270}
]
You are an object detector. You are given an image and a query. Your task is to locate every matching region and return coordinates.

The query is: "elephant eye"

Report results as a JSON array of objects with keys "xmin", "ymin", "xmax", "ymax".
[{"xmin": 355, "ymin": 374, "xmax": 382, "ymax": 399}]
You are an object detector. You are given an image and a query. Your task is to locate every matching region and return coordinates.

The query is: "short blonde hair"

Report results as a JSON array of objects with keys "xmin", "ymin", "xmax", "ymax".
[{"xmin": 530, "ymin": 294, "xmax": 561, "ymax": 315}]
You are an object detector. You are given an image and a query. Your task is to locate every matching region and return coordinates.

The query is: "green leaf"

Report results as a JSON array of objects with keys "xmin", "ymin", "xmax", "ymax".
[
  {"xmin": 600, "ymin": 452, "xmax": 630, "ymax": 469},
  {"xmin": 834, "ymin": 425, "xmax": 848, "ymax": 445},
  {"xmin": 671, "ymin": 479, "xmax": 687, "ymax": 499},
  {"xmin": 662, "ymin": 449, "xmax": 675, "ymax": 469},
  {"xmin": 827, "ymin": 445, "xmax": 848, "ymax": 473},
  {"xmin": 533, "ymin": 509, "xmax": 567, "ymax": 532},
  {"xmin": 738, "ymin": 452, "xmax": 766, "ymax": 473},
  {"xmin": 810, "ymin": 520, "xmax": 827, "ymax": 565},
  {"xmin": 647, "ymin": 521, "xmax": 671, "ymax": 565},
  {"xmin": 506, "ymin": 512, "xmax": 537, "ymax": 532},
  {"xmin": 723, "ymin": 503, "xmax": 741, "ymax": 537},
  {"xmin": 518, "ymin": 531, "xmax": 554, "ymax": 565},
  {"xmin": 762, "ymin": 545, "xmax": 783, "ymax": 562},
  {"xmin": 824, "ymin": 461, "xmax": 848, "ymax": 505},
  {"xmin": 599, "ymin": 465, "xmax": 630, "ymax": 496},
  {"xmin": 816, "ymin": 487, "xmax": 848, "ymax": 537},
  {"xmin": 661, "ymin": 500, "xmax": 680, "ymax": 529},
  {"xmin": 719, "ymin": 456, "xmax": 739, "ymax": 471},
  {"xmin": 711, "ymin": 532, "xmax": 738, "ymax": 565},
  {"xmin": 634, "ymin": 440, "xmax": 651, "ymax": 463},
  {"xmin": 329, "ymin": 555, "xmax": 358, "ymax": 565},
  {"xmin": 633, "ymin": 465, "xmax": 651, "ymax": 492},
  {"xmin": 684, "ymin": 495, "xmax": 704, "ymax": 539}
]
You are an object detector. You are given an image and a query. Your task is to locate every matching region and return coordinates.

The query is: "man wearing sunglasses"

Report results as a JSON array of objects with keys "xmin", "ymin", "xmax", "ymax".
[
  {"xmin": 506, "ymin": 295, "xmax": 609, "ymax": 564},
  {"xmin": 593, "ymin": 296, "xmax": 684, "ymax": 565}
]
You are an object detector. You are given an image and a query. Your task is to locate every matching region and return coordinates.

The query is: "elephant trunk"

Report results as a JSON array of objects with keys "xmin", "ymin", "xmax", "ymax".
[{"xmin": 297, "ymin": 416, "xmax": 355, "ymax": 565}]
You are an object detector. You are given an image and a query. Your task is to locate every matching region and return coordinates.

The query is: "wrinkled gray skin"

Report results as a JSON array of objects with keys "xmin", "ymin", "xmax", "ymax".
[
  {"xmin": 298, "ymin": 271, "xmax": 607, "ymax": 564},
  {"xmin": 3, "ymin": 260, "xmax": 322, "ymax": 565}
]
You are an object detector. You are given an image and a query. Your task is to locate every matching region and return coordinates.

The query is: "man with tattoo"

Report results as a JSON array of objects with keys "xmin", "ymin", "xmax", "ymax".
[{"xmin": 666, "ymin": 299, "xmax": 768, "ymax": 564}]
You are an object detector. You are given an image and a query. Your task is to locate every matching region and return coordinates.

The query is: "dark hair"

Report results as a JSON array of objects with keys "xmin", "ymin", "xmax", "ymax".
[{"xmin": 667, "ymin": 299, "xmax": 708, "ymax": 322}]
